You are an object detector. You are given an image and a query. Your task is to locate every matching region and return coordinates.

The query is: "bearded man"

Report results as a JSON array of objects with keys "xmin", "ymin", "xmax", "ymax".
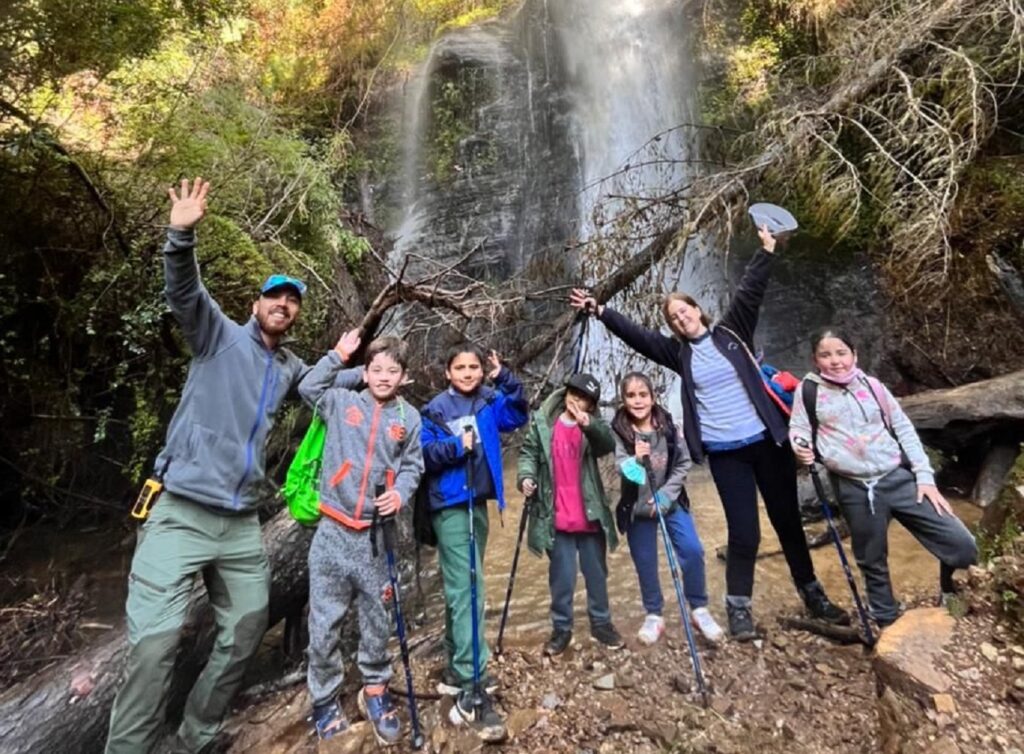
[{"xmin": 106, "ymin": 178, "xmax": 309, "ymax": 753}]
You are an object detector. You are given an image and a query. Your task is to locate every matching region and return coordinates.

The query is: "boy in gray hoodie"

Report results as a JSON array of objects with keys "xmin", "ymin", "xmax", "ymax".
[{"xmin": 297, "ymin": 330, "xmax": 424, "ymax": 745}]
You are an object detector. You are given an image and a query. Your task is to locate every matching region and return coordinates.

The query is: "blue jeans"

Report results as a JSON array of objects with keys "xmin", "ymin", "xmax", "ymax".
[
  {"xmin": 548, "ymin": 531, "xmax": 611, "ymax": 631},
  {"xmin": 626, "ymin": 507, "xmax": 708, "ymax": 614}
]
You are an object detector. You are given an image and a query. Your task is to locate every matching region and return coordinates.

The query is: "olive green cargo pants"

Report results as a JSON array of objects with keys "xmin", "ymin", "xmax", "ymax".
[{"xmin": 105, "ymin": 492, "xmax": 270, "ymax": 754}]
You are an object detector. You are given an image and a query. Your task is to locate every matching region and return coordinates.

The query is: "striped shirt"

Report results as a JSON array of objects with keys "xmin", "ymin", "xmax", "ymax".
[{"xmin": 689, "ymin": 333, "xmax": 765, "ymax": 443}]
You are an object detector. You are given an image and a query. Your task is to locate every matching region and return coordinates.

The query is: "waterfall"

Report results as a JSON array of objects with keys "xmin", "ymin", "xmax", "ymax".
[{"xmin": 386, "ymin": 1, "xmax": 725, "ymax": 403}]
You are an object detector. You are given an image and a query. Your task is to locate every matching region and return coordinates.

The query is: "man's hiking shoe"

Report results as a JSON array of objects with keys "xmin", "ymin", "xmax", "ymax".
[
  {"xmin": 691, "ymin": 607, "xmax": 725, "ymax": 643},
  {"xmin": 544, "ymin": 628, "xmax": 573, "ymax": 656},
  {"xmin": 358, "ymin": 687, "xmax": 402, "ymax": 747},
  {"xmin": 449, "ymin": 690, "xmax": 508, "ymax": 743},
  {"xmin": 799, "ymin": 581, "xmax": 851, "ymax": 625},
  {"xmin": 590, "ymin": 622, "xmax": 625, "ymax": 649},
  {"xmin": 637, "ymin": 614, "xmax": 665, "ymax": 646},
  {"xmin": 435, "ymin": 668, "xmax": 498, "ymax": 696},
  {"xmin": 726, "ymin": 603, "xmax": 758, "ymax": 641},
  {"xmin": 312, "ymin": 699, "xmax": 350, "ymax": 740}
]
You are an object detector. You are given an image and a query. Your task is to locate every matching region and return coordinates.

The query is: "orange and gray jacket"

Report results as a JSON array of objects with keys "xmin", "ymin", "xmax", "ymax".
[
  {"xmin": 154, "ymin": 228, "xmax": 308, "ymax": 512},
  {"xmin": 298, "ymin": 351, "xmax": 424, "ymax": 530}
]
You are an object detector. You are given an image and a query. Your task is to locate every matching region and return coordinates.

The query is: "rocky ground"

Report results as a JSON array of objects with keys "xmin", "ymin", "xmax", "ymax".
[{"xmin": 221, "ymin": 570, "xmax": 1023, "ymax": 754}]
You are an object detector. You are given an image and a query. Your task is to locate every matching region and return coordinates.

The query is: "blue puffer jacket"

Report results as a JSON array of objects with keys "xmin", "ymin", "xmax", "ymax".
[{"xmin": 420, "ymin": 368, "xmax": 528, "ymax": 512}]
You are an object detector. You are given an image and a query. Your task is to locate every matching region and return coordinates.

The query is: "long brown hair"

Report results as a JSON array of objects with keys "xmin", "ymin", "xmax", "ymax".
[{"xmin": 662, "ymin": 292, "xmax": 710, "ymax": 335}]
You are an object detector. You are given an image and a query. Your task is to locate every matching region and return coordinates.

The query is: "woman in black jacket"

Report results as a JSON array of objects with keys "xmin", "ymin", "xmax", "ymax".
[{"xmin": 570, "ymin": 226, "xmax": 847, "ymax": 640}]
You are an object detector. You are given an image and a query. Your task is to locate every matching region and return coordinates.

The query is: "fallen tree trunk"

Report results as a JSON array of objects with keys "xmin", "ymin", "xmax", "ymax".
[
  {"xmin": 899, "ymin": 368, "xmax": 1024, "ymax": 451},
  {"xmin": 0, "ymin": 508, "xmax": 314, "ymax": 754}
]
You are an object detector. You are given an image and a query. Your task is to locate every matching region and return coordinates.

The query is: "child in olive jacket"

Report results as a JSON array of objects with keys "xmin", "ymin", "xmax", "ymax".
[{"xmin": 517, "ymin": 373, "xmax": 623, "ymax": 656}]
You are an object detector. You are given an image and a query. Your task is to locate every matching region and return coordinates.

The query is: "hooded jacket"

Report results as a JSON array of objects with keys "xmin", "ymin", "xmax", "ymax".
[
  {"xmin": 788, "ymin": 372, "xmax": 934, "ymax": 486},
  {"xmin": 154, "ymin": 228, "xmax": 307, "ymax": 512},
  {"xmin": 298, "ymin": 351, "xmax": 424, "ymax": 529},
  {"xmin": 517, "ymin": 388, "xmax": 618, "ymax": 556},
  {"xmin": 420, "ymin": 367, "xmax": 528, "ymax": 512},
  {"xmin": 611, "ymin": 404, "xmax": 692, "ymax": 521},
  {"xmin": 598, "ymin": 249, "xmax": 787, "ymax": 463}
]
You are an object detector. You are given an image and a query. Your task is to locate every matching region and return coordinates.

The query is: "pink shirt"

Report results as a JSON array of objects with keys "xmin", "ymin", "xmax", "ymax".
[{"xmin": 552, "ymin": 418, "xmax": 598, "ymax": 533}]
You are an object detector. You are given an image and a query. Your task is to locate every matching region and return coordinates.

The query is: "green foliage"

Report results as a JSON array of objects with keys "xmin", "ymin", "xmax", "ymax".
[{"xmin": 426, "ymin": 67, "xmax": 495, "ymax": 183}]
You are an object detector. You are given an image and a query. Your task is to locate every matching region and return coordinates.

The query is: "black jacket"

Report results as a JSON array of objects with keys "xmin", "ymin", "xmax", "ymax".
[{"xmin": 599, "ymin": 249, "xmax": 787, "ymax": 463}]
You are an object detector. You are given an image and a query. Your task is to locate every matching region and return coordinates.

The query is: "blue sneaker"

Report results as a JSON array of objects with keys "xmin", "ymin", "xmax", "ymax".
[
  {"xmin": 358, "ymin": 687, "xmax": 402, "ymax": 747},
  {"xmin": 312, "ymin": 699, "xmax": 349, "ymax": 740}
]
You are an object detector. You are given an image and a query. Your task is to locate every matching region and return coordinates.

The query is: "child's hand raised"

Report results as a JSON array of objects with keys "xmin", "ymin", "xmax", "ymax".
[
  {"xmin": 635, "ymin": 438, "xmax": 651, "ymax": 460},
  {"xmin": 374, "ymin": 489, "xmax": 402, "ymax": 516},
  {"xmin": 487, "ymin": 349, "xmax": 502, "ymax": 380},
  {"xmin": 757, "ymin": 223, "xmax": 777, "ymax": 253},
  {"xmin": 565, "ymin": 397, "xmax": 591, "ymax": 427},
  {"xmin": 333, "ymin": 328, "xmax": 361, "ymax": 363}
]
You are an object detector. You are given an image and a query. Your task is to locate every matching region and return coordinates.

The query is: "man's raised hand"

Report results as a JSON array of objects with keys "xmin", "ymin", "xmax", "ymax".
[{"xmin": 168, "ymin": 178, "xmax": 210, "ymax": 230}]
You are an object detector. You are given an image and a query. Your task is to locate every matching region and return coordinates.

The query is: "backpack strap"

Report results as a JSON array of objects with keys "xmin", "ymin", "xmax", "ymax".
[
  {"xmin": 801, "ymin": 380, "xmax": 821, "ymax": 461},
  {"xmin": 861, "ymin": 376, "xmax": 910, "ymax": 466}
]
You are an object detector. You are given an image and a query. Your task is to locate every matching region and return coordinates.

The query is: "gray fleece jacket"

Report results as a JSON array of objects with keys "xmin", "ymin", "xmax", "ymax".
[
  {"xmin": 298, "ymin": 351, "xmax": 424, "ymax": 529},
  {"xmin": 154, "ymin": 228, "xmax": 308, "ymax": 512},
  {"xmin": 788, "ymin": 372, "xmax": 935, "ymax": 486},
  {"xmin": 614, "ymin": 427, "xmax": 691, "ymax": 520}
]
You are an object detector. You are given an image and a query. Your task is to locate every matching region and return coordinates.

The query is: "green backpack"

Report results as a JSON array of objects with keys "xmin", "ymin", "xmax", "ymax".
[{"xmin": 283, "ymin": 414, "xmax": 326, "ymax": 526}]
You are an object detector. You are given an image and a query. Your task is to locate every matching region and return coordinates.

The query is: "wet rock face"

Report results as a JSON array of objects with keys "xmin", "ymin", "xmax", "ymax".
[{"xmin": 392, "ymin": 2, "xmax": 581, "ymax": 285}]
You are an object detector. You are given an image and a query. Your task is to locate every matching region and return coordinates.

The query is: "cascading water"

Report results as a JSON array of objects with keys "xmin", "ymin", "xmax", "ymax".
[
  {"xmin": 546, "ymin": 0, "xmax": 724, "ymax": 407},
  {"xmin": 386, "ymin": 0, "xmax": 885, "ymax": 390}
]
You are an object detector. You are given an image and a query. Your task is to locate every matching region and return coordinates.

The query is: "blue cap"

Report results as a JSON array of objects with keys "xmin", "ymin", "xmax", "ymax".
[{"xmin": 260, "ymin": 274, "xmax": 307, "ymax": 299}]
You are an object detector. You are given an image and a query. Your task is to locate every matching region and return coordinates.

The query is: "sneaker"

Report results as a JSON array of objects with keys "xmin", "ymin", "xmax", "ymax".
[
  {"xmin": 357, "ymin": 687, "xmax": 402, "ymax": 747},
  {"xmin": 799, "ymin": 581, "xmax": 852, "ymax": 625},
  {"xmin": 726, "ymin": 602, "xmax": 758, "ymax": 642},
  {"xmin": 449, "ymin": 689, "xmax": 508, "ymax": 743},
  {"xmin": 637, "ymin": 614, "xmax": 665, "ymax": 646},
  {"xmin": 590, "ymin": 622, "xmax": 625, "ymax": 649},
  {"xmin": 544, "ymin": 628, "xmax": 573, "ymax": 656},
  {"xmin": 690, "ymin": 607, "xmax": 725, "ymax": 643},
  {"xmin": 435, "ymin": 668, "xmax": 499, "ymax": 696},
  {"xmin": 312, "ymin": 699, "xmax": 349, "ymax": 741}
]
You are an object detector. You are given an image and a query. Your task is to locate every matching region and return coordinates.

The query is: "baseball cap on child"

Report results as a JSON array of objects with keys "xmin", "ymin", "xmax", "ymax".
[{"xmin": 565, "ymin": 372, "xmax": 601, "ymax": 403}]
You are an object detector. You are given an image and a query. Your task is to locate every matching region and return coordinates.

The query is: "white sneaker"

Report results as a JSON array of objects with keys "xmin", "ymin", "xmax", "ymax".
[
  {"xmin": 637, "ymin": 614, "xmax": 665, "ymax": 645},
  {"xmin": 691, "ymin": 606, "xmax": 725, "ymax": 643}
]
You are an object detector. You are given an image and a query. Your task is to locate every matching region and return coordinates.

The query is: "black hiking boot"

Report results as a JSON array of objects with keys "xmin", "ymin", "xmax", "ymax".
[
  {"xmin": 726, "ymin": 602, "xmax": 758, "ymax": 642},
  {"xmin": 544, "ymin": 628, "xmax": 573, "ymax": 656},
  {"xmin": 590, "ymin": 622, "xmax": 625, "ymax": 649},
  {"xmin": 799, "ymin": 581, "xmax": 851, "ymax": 625}
]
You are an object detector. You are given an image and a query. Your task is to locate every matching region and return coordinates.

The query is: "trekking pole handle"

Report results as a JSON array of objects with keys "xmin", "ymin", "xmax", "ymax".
[{"xmin": 793, "ymin": 437, "xmax": 815, "ymax": 465}]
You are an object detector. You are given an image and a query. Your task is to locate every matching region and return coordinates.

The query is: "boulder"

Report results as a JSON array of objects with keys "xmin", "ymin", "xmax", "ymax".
[
  {"xmin": 873, "ymin": 608, "xmax": 955, "ymax": 697},
  {"xmin": 873, "ymin": 608, "xmax": 957, "ymax": 754},
  {"xmin": 972, "ymin": 443, "xmax": 1021, "ymax": 507}
]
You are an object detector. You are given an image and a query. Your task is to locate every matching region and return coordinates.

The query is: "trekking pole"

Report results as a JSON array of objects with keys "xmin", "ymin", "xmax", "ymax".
[
  {"xmin": 793, "ymin": 439, "xmax": 875, "ymax": 647},
  {"xmin": 641, "ymin": 456, "xmax": 709, "ymax": 708},
  {"xmin": 375, "ymin": 497, "xmax": 425, "ymax": 750},
  {"xmin": 463, "ymin": 426, "xmax": 484, "ymax": 714},
  {"xmin": 495, "ymin": 494, "xmax": 533, "ymax": 656}
]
